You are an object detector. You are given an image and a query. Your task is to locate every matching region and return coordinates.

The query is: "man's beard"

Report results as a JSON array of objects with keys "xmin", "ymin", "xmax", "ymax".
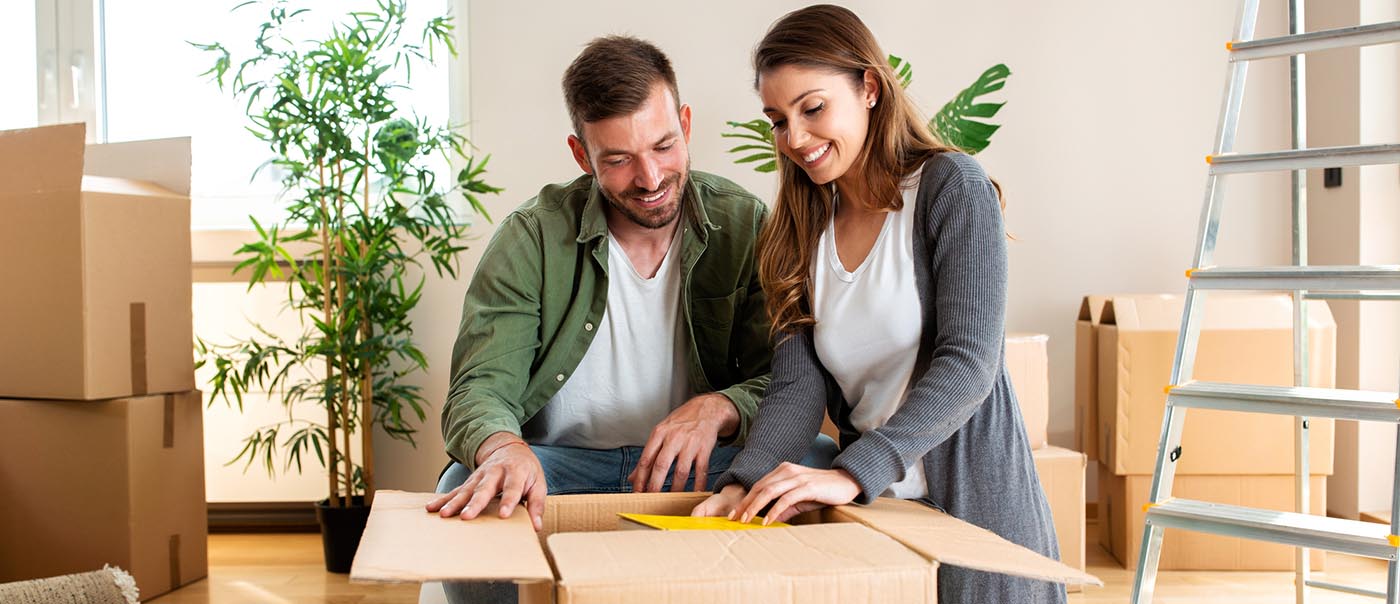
[{"xmin": 601, "ymin": 171, "xmax": 687, "ymax": 230}]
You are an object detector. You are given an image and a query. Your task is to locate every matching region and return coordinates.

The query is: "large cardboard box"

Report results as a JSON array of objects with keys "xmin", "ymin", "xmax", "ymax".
[
  {"xmin": 1033, "ymin": 446, "xmax": 1085, "ymax": 590},
  {"xmin": 1075, "ymin": 295, "xmax": 1121, "ymax": 461},
  {"xmin": 0, "ymin": 391, "xmax": 208, "ymax": 600},
  {"xmin": 1097, "ymin": 463, "xmax": 1326, "ymax": 571},
  {"xmin": 353, "ymin": 491, "xmax": 1099, "ymax": 602},
  {"xmin": 1096, "ymin": 294, "xmax": 1335, "ymax": 475},
  {"xmin": 0, "ymin": 123, "xmax": 193, "ymax": 400},
  {"xmin": 1007, "ymin": 333, "xmax": 1049, "ymax": 449},
  {"xmin": 820, "ymin": 333, "xmax": 1050, "ymax": 446}
]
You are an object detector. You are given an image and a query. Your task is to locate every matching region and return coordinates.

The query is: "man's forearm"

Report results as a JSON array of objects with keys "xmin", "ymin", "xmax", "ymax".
[
  {"xmin": 476, "ymin": 431, "xmax": 529, "ymax": 466},
  {"xmin": 692, "ymin": 392, "xmax": 741, "ymax": 438}
]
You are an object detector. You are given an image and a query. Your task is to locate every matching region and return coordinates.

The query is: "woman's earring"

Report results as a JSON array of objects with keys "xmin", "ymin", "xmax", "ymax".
[{"xmin": 868, "ymin": 99, "xmax": 877, "ymax": 109}]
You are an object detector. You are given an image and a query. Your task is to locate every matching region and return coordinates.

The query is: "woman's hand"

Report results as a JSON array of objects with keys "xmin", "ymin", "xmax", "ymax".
[
  {"xmin": 733, "ymin": 462, "xmax": 861, "ymax": 525},
  {"xmin": 691, "ymin": 483, "xmax": 748, "ymax": 518}
]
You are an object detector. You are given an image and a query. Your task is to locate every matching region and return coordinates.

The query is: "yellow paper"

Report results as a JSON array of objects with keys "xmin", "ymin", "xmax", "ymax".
[{"xmin": 617, "ymin": 513, "xmax": 790, "ymax": 530}]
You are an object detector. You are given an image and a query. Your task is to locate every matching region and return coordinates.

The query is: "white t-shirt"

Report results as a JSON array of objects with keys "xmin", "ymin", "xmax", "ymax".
[
  {"xmin": 812, "ymin": 169, "xmax": 927, "ymax": 498},
  {"xmin": 524, "ymin": 230, "xmax": 691, "ymax": 449}
]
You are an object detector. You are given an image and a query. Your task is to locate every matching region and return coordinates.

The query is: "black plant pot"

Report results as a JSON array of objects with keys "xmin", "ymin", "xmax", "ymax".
[{"xmin": 315, "ymin": 496, "xmax": 370, "ymax": 573}]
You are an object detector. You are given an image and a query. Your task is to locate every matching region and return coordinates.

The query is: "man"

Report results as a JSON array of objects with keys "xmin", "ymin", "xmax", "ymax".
[{"xmin": 426, "ymin": 36, "xmax": 830, "ymax": 531}]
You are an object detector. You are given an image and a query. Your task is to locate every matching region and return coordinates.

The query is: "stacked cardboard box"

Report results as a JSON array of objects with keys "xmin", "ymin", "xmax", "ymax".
[
  {"xmin": 1010, "ymin": 333, "xmax": 1089, "ymax": 589},
  {"xmin": 0, "ymin": 123, "xmax": 206, "ymax": 600},
  {"xmin": 1077, "ymin": 293, "xmax": 1335, "ymax": 570}
]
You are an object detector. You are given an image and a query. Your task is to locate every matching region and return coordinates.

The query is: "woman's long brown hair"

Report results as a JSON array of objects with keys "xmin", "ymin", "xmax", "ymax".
[{"xmin": 755, "ymin": 4, "xmax": 964, "ymax": 339}]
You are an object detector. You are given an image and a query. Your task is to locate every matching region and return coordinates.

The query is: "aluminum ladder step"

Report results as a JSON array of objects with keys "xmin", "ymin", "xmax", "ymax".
[
  {"xmin": 1230, "ymin": 21, "xmax": 1400, "ymax": 61},
  {"xmin": 1188, "ymin": 265, "xmax": 1400, "ymax": 291},
  {"xmin": 1147, "ymin": 499, "xmax": 1399, "ymax": 560},
  {"xmin": 1167, "ymin": 381, "xmax": 1400, "ymax": 422},
  {"xmin": 1208, "ymin": 143, "xmax": 1400, "ymax": 174}
]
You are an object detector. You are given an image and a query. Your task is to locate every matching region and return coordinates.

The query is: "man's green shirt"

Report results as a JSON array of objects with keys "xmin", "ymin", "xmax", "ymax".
[{"xmin": 441, "ymin": 170, "xmax": 772, "ymax": 469}]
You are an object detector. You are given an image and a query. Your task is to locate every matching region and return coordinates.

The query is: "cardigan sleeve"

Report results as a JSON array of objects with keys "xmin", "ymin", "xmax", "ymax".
[
  {"xmin": 832, "ymin": 159, "xmax": 1008, "ymax": 504},
  {"xmin": 712, "ymin": 330, "xmax": 829, "ymax": 491}
]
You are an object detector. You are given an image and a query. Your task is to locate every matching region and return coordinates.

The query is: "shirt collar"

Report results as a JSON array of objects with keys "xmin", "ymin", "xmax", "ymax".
[{"xmin": 575, "ymin": 173, "xmax": 718, "ymax": 244}]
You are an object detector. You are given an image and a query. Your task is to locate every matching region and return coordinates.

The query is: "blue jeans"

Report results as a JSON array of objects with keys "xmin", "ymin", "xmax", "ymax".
[{"xmin": 436, "ymin": 434, "xmax": 839, "ymax": 603}]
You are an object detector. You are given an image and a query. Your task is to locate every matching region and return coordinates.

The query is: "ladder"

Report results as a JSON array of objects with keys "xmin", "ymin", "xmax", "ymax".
[{"xmin": 1130, "ymin": 1, "xmax": 1400, "ymax": 603}]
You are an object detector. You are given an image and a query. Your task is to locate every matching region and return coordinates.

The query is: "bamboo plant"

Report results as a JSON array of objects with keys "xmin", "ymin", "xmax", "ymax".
[
  {"xmin": 192, "ymin": 0, "xmax": 499, "ymax": 508},
  {"xmin": 724, "ymin": 56, "xmax": 1010, "ymax": 172}
]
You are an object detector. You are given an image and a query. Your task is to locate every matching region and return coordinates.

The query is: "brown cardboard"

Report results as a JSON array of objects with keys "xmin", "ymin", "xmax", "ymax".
[
  {"xmin": 352, "ymin": 491, "xmax": 1100, "ymax": 602},
  {"xmin": 1075, "ymin": 295, "xmax": 1117, "ymax": 461},
  {"xmin": 1097, "ymin": 464, "xmax": 1326, "ymax": 571},
  {"xmin": 0, "ymin": 123, "xmax": 194, "ymax": 400},
  {"xmin": 818, "ymin": 333, "xmax": 1050, "ymax": 446},
  {"xmin": 0, "ymin": 391, "xmax": 208, "ymax": 600},
  {"xmin": 1033, "ymin": 446, "xmax": 1085, "ymax": 592},
  {"xmin": 1095, "ymin": 294, "xmax": 1336, "ymax": 475},
  {"xmin": 1007, "ymin": 333, "xmax": 1049, "ymax": 449}
]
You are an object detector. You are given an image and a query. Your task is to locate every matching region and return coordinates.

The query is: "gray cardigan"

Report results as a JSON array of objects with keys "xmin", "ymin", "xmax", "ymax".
[{"xmin": 716, "ymin": 153, "xmax": 1065, "ymax": 604}]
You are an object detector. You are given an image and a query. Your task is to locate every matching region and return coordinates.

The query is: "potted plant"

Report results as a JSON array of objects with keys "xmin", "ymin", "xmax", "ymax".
[
  {"xmin": 724, "ymin": 56, "xmax": 1010, "ymax": 171},
  {"xmin": 192, "ymin": 0, "xmax": 499, "ymax": 573}
]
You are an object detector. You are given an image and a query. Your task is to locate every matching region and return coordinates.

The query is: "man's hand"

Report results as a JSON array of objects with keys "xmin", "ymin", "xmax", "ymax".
[
  {"xmin": 690, "ymin": 483, "xmax": 748, "ymax": 518},
  {"xmin": 732, "ymin": 462, "xmax": 860, "ymax": 525},
  {"xmin": 425, "ymin": 432, "xmax": 547, "ymax": 530},
  {"xmin": 628, "ymin": 393, "xmax": 739, "ymax": 493}
]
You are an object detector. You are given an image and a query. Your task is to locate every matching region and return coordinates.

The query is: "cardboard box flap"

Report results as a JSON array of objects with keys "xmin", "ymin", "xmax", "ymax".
[
  {"xmin": 0, "ymin": 123, "xmax": 85, "ymax": 196},
  {"xmin": 833, "ymin": 499, "xmax": 1103, "ymax": 586},
  {"xmin": 85, "ymin": 136, "xmax": 192, "ymax": 196},
  {"xmin": 1101, "ymin": 294, "xmax": 1334, "ymax": 331},
  {"xmin": 1077, "ymin": 295, "xmax": 1115, "ymax": 323},
  {"xmin": 349, "ymin": 490, "xmax": 553, "ymax": 583},
  {"xmin": 549, "ymin": 523, "xmax": 928, "ymax": 585}
]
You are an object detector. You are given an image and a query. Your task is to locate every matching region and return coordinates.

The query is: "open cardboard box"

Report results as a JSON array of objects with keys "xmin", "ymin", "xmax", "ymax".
[
  {"xmin": 0, "ymin": 123, "xmax": 193, "ymax": 400},
  {"xmin": 352, "ymin": 490, "xmax": 1099, "ymax": 603}
]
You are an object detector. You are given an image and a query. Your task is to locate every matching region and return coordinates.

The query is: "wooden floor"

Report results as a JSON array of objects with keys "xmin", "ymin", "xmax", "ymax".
[{"xmin": 154, "ymin": 522, "xmax": 1390, "ymax": 603}]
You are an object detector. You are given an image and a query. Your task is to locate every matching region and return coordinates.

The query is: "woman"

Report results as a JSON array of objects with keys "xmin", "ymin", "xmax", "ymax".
[{"xmin": 692, "ymin": 5, "xmax": 1064, "ymax": 602}]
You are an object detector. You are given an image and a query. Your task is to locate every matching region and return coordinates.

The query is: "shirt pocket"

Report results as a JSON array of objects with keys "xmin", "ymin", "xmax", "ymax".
[{"xmin": 689, "ymin": 286, "xmax": 742, "ymax": 330}]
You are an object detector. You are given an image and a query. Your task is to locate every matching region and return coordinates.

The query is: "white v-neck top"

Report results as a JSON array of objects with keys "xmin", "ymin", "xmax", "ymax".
[
  {"xmin": 524, "ymin": 230, "xmax": 690, "ymax": 449},
  {"xmin": 812, "ymin": 168, "xmax": 926, "ymax": 498}
]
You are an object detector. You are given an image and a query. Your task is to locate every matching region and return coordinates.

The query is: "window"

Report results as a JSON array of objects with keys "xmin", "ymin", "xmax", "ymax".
[
  {"xmin": 13, "ymin": 0, "xmax": 460, "ymax": 230},
  {"xmin": 0, "ymin": 2, "xmax": 38, "ymax": 131}
]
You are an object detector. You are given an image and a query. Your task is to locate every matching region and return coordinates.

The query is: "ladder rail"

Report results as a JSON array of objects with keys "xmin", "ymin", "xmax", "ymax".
[
  {"xmin": 1288, "ymin": 3, "xmax": 1311, "ymax": 599},
  {"xmin": 1130, "ymin": 2, "xmax": 1261, "ymax": 601}
]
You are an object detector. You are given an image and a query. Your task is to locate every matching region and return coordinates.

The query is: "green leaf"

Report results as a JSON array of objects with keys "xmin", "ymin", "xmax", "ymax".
[
  {"xmin": 722, "ymin": 119, "xmax": 776, "ymax": 174},
  {"xmin": 887, "ymin": 54, "xmax": 913, "ymax": 88},
  {"xmin": 932, "ymin": 63, "xmax": 1010, "ymax": 155}
]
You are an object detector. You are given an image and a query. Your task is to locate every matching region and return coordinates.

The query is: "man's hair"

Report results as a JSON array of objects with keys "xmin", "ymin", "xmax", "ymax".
[{"xmin": 562, "ymin": 36, "xmax": 680, "ymax": 142}]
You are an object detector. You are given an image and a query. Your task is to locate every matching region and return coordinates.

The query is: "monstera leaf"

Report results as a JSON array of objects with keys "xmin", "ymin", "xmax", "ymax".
[
  {"xmin": 930, "ymin": 63, "xmax": 1009, "ymax": 155},
  {"xmin": 724, "ymin": 56, "xmax": 1009, "ymax": 171}
]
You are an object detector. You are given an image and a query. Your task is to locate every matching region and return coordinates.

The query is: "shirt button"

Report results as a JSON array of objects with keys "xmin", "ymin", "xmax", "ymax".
[
  {"xmin": 555, "ymin": 374, "xmax": 565, "ymax": 382},
  {"xmin": 585, "ymin": 322, "xmax": 594, "ymax": 331}
]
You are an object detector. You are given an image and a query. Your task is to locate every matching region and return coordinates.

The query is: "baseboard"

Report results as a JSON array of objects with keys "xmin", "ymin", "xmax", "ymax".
[{"xmin": 208, "ymin": 501, "xmax": 319, "ymax": 533}]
